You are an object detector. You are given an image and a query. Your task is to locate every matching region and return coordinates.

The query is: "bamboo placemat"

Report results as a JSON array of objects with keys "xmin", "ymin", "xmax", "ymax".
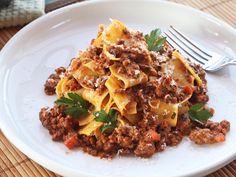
[{"xmin": 0, "ymin": 0, "xmax": 236, "ymax": 176}]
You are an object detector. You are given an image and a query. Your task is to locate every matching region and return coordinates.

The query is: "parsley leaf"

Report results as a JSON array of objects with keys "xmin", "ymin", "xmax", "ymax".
[
  {"xmin": 55, "ymin": 93, "xmax": 89, "ymax": 118},
  {"xmin": 108, "ymin": 109, "xmax": 117, "ymax": 123},
  {"xmin": 55, "ymin": 97, "xmax": 75, "ymax": 106},
  {"xmin": 64, "ymin": 106, "xmax": 87, "ymax": 118},
  {"xmin": 67, "ymin": 92, "xmax": 89, "ymax": 109},
  {"xmin": 93, "ymin": 109, "xmax": 117, "ymax": 133},
  {"xmin": 188, "ymin": 103, "xmax": 213, "ymax": 122},
  {"xmin": 145, "ymin": 28, "xmax": 166, "ymax": 52},
  {"xmin": 94, "ymin": 110, "xmax": 108, "ymax": 122},
  {"xmin": 100, "ymin": 124, "xmax": 116, "ymax": 133},
  {"xmin": 190, "ymin": 103, "xmax": 204, "ymax": 111}
]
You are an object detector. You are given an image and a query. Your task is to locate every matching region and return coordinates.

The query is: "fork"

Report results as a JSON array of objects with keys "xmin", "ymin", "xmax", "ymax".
[{"xmin": 164, "ymin": 26, "xmax": 236, "ymax": 72}]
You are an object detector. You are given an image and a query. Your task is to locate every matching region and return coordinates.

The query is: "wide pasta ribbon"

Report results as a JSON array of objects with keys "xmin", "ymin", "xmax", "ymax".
[{"xmin": 109, "ymin": 63, "xmax": 148, "ymax": 89}]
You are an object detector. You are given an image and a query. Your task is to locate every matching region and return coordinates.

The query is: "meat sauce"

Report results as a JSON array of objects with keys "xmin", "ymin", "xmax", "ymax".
[{"xmin": 40, "ymin": 26, "xmax": 230, "ymax": 158}]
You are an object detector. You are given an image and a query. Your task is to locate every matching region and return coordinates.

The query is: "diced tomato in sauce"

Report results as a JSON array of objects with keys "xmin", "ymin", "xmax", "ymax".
[{"xmin": 64, "ymin": 135, "xmax": 78, "ymax": 149}]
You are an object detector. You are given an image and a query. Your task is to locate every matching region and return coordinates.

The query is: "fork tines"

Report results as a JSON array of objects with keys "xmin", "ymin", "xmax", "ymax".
[{"xmin": 164, "ymin": 26, "xmax": 212, "ymax": 66}]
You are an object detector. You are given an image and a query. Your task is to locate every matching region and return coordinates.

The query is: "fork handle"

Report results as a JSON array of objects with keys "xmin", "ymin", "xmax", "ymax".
[
  {"xmin": 221, "ymin": 59, "xmax": 236, "ymax": 68},
  {"xmin": 228, "ymin": 59, "xmax": 236, "ymax": 65}
]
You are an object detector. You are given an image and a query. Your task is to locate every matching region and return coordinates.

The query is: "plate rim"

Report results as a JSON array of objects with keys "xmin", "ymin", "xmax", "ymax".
[{"xmin": 0, "ymin": 0, "xmax": 236, "ymax": 176}]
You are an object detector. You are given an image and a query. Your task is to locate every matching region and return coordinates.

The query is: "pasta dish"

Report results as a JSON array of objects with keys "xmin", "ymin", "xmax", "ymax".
[{"xmin": 39, "ymin": 20, "xmax": 230, "ymax": 158}]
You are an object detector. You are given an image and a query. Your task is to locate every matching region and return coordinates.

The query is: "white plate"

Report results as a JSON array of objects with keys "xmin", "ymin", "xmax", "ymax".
[{"xmin": 0, "ymin": 0, "xmax": 236, "ymax": 177}]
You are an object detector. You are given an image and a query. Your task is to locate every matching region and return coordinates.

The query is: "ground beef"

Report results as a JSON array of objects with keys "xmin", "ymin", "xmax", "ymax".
[
  {"xmin": 116, "ymin": 61, "xmax": 141, "ymax": 79},
  {"xmin": 160, "ymin": 42, "xmax": 174, "ymax": 57},
  {"xmin": 39, "ymin": 105, "xmax": 79, "ymax": 141},
  {"xmin": 126, "ymin": 82, "xmax": 158, "ymax": 116},
  {"xmin": 95, "ymin": 76, "xmax": 108, "ymax": 94},
  {"xmin": 150, "ymin": 51, "xmax": 169, "ymax": 64},
  {"xmin": 39, "ymin": 103, "xmax": 230, "ymax": 158},
  {"xmin": 176, "ymin": 116, "xmax": 192, "ymax": 136},
  {"xmin": 139, "ymin": 63, "xmax": 158, "ymax": 76},
  {"xmin": 157, "ymin": 121, "xmax": 183, "ymax": 147},
  {"xmin": 118, "ymin": 148, "xmax": 132, "ymax": 156},
  {"xmin": 191, "ymin": 84, "xmax": 209, "ymax": 103},
  {"xmin": 189, "ymin": 129, "xmax": 225, "ymax": 144},
  {"xmin": 154, "ymin": 75, "xmax": 179, "ymax": 103},
  {"xmin": 78, "ymin": 46, "xmax": 108, "ymax": 73},
  {"xmin": 106, "ymin": 31, "xmax": 151, "ymax": 64},
  {"xmin": 205, "ymin": 120, "xmax": 230, "ymax": 135},
  {"xmin": 39, "ymin": 105, "xmax": 162, "ymax": 158},
  {"xmin": 116, "ymin": 126, "xmax": 140, "ymax": 146},
  {"xmin": 190, "ymin": 62, "xmax": 206, "ymax": 82},
  {"xmin": 155, "ymin": 137, "xmax": 167, "ymax": 152},
  {"xmin": 165, "ymin": 130, "xmax": 183, "ymax": 146},
  {"xmin": 189, "ymin": 120, "xmax": 230, "ymax": 144},
  {"xmin": 188, "ymin": 62, "xmax": 209, "ymax": 103},
  {"xmin": 68, "ymin": 58, "xmax": 81, "ymax": 73},
  {"xmin": 153, "ymin": 74, "xmax": 196, "ymax": 104},
  {"xmin": 81, "ymin": 75, "xmax": 96, "ymax": 89},
  {"xmin": 95, "ymin": 52, "xmax": 112, "ymax": 71},
  {"xmin": 44, "ymin": 67, "xmax": 66, "ymax": 95},
  {"xmin": 77, "ymin": 126, "xmax": 141, "ymax": 158},
  {"xmin": 65, "ymin": 78, "xmax": 81, "ymax": 91},
  {"xmin": 80, "ymin": 75, "xmax": 108, "ymax": 93},
  {"xmin": 82, "ymin": 46, "xmax": 102, "ymax": 61},
  {"xmin": 138, "ymin": 112, "xmax": 159, "ymax": 130},
  {"xmin": 77, "ymin": 135, "xmax": 107, "ymax": 157},
  {"xmin": 134, "ymin": 141, "xmax": 155, "ymax": 157}
]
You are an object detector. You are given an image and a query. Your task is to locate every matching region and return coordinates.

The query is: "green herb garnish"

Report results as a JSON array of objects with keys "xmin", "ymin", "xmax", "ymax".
[
  {"xmin": 93, "ymin": 109, "xmax": 117, "ymax": 133},
  {"xmin": 145, "ymin": 28, "xmax": 166, "ymax": 52},
  {"xmin": 55, "ymin": 93, "xmax": 89, "ymax": 118},
  {"xmin": 188, "ymin": 103, "xmax": 213, "ymax": 122}
]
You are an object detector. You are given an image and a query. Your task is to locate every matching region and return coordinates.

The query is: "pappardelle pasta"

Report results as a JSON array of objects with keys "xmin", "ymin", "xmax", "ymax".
[{"xmin": 40, "ymin": 20, "xmax": 230, "ymax": 158}]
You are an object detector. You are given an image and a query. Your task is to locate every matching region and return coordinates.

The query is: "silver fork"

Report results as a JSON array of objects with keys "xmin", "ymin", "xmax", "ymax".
[{"xmin": 164, "ymin": 26, "xmax": 236, "ymax": 72}]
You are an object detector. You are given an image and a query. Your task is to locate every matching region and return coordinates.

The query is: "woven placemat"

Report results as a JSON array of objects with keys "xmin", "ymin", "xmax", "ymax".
[{"xmin": 0, "ymin": 0, "xmax": 235, "ymax": 176}]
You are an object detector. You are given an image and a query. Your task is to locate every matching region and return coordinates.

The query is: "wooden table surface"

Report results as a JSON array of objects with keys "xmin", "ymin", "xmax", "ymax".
[{"xmin": 1, "ymin": 0, "xmax": 236, "ymax": 176}]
